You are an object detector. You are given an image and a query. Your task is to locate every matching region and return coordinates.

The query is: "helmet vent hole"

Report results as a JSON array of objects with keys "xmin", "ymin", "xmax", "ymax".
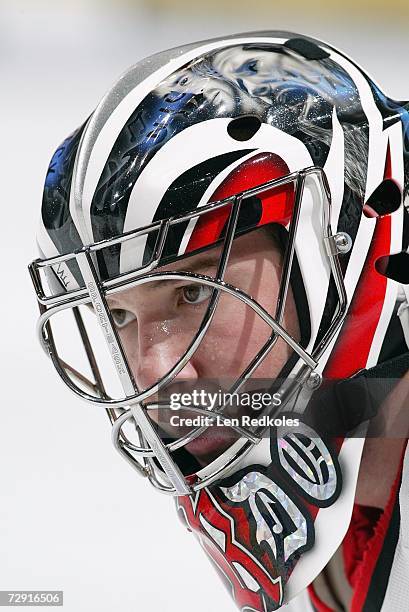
[
  {"xmin": 284, "ymin": 38, "xmax": 330, "ymax": 61},
  {"xmin": 375, "ymin": 251, "xmax": 409, "ymax": 284},
  {"xmin": 363, "ymin": 180, "xmax": 402, "ymax": 218},
  {"xmin": 227, "ymin": 116, "xmax": 261, "ymax": 141}
]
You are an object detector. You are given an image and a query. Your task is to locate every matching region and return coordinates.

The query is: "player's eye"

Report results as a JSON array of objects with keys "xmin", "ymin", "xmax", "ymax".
[
  {"xmin": 111, "ymin": 308, "xmax": 136, "ymax": 329},
  {"xmin": 181, "ymin": 284, "xmax": 212, "ymax": 305}
]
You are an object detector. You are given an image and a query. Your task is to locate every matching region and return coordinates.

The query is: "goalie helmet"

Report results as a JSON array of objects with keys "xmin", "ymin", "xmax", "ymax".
[{"xmin": 29, "ymin": 31, "xmax": 409, "ymax": 610}]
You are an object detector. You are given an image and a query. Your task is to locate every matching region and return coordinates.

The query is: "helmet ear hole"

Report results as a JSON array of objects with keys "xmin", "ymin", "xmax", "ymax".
[
  {"xmin": 375, "ymin": 251, "xmax": 409, "ymax": 284},
  {"xmin": 227, "ymin": 115, "xmax": 261, "ymax": 141},
  {"xmin": 363, "ymin": 179, "xmax": 402, "ymax": 218}
]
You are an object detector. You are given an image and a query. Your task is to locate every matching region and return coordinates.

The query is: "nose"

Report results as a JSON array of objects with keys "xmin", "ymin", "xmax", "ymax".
[{"xmin": 134, "ymin": 326, "xmax": 200, "ymax": 391}]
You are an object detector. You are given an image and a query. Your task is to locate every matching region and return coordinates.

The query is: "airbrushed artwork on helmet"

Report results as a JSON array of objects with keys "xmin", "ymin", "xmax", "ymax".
[
  {"xmin": 91, "ymin": 43, "xmax": 368, "ymax": 243},
  {"xmin": 41, "ymin": 124, "xmax": 86, "ymax": 259},
  {"xmin": 154, "ymin": 45, "xmax": 368, "ymax": 188},
  {"xmin": 177, "ymin": 422, "xmax": 341, "ymax": 611}
]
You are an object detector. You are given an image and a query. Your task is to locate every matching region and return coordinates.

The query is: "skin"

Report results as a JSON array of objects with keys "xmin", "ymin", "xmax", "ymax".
[
  {"xmin": 107, "ymin": 226, "xmax": 300, "ymax": 465},
  {"xmin": 354, "ymin": 369, "xmax": 409, "ymax": 509}
]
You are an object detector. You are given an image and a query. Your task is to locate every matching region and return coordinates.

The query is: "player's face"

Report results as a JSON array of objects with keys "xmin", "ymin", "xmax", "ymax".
[{"xmin": 107, "ymin": 227, "xmax": 299, "ymax": 464}]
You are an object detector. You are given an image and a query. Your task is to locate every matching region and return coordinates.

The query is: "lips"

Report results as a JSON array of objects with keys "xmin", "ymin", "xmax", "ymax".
[
  {"xmin": 150, "ymin": 403, "xmax": 240, "ymax": 465},
  {"xmin": 184, "ymin": 424, "xmax": 239, "ymax": 464},
  {"xmin": 145, "ymin": 381, "xmax": 277, "ymax": 466}
]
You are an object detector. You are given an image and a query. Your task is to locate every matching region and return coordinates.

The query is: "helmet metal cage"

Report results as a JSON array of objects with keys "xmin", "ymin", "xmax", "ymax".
[{"xmin": 29, "ymin": 166, "xmax": 349, "ymax": 495}]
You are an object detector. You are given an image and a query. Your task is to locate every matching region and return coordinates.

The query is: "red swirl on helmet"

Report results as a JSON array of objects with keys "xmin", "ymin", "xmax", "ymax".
[
  {"xmin": 186, "ymin": 153, "xmax": 294, "ymax": 254},
  {"xmin": 177, "ymin": 487, "xmax": 283, "ymax": 611}
]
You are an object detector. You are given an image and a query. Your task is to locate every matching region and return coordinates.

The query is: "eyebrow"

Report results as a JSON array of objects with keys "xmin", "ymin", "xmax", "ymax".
[{"xmin": 146, "ymin": 255, "xmax": 220, "ymax": 290}]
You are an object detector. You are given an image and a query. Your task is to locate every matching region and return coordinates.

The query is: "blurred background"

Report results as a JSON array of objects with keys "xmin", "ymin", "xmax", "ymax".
[{"xmin": 1, "ymin": 1, "xmax": 409, "ymax": 611}]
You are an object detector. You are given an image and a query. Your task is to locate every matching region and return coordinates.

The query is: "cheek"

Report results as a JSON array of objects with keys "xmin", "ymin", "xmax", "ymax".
[
  {"xmin": 191, "ymin": 274, "xmax": 299, "ymax": 378},
  {"xmin": 193, "ymin": 297, "xmax": 274, "ymax": 376}
]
